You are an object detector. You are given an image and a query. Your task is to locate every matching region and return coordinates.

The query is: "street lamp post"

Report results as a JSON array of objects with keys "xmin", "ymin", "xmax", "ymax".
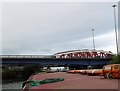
[
  {"xmin": 112, "ymin": 5, "xmax": 119, "ymax": 55},
  {"xmin": 91, "ymin": 29, "xmax": 95, "ymax": 50}
]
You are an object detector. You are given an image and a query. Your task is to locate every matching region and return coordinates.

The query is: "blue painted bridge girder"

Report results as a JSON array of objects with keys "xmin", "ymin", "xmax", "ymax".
[{"xmin": 1, "ymin": 58, "xmax": 112, "ymax": 66}]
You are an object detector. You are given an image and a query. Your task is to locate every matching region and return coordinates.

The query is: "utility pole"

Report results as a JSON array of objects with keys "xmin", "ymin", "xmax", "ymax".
[
  {"xmin": 112, "ymin": 5, "xmax": 119, "ymax": 55},
  {"xmin": 91, "ymin": 29, "xmax": 95, "ymax": 50}
]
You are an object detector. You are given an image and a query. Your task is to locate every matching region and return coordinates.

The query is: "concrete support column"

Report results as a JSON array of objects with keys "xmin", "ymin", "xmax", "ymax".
[
  {"xmin": 63, "ymin": 64, "xmax": 69, "ymax": 71},
  {"xmin": 46, "ymin": 65, "xmax": 51, "ymax": 72}
]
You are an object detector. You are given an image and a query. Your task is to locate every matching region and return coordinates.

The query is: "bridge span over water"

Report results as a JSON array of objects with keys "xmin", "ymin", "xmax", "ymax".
[
  {"xmin": 1, "ymin": 49, "xmax": 113, "ymax": 66},
  {"xmin": 1, "ymin": 57, "xmax": 112, "ymax": 66}
]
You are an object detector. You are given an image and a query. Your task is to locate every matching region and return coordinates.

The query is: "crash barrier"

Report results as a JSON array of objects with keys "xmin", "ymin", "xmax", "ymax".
[
  {"xmin": 67, "ymin": 64, "xmax": 120, "ymax": 79},
  {"xmin": 86, "ymin": 69, "xmax": 102, "ymax": 76},
  {"xmin": 67, "ymin": 69, "xmax": 102, "ymax": 76}
]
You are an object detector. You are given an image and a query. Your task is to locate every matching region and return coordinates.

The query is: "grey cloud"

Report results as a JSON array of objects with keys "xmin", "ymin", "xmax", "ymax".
[{"xmin": 2, "ymin": 2, "xmax": 118, "ymax": 54}]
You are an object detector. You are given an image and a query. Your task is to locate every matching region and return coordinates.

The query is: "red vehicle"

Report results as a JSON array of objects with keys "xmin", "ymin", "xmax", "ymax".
[{"xmin": 102, "ymin": 64, "xmax": 120, "ymax": 78}]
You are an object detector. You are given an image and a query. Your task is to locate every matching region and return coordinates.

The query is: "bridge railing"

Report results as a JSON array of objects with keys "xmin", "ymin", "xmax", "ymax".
[
  {"xmin": 0, "ymin": 55, "xmax": 54, "ymax": 59},
  {"xmin": 54, "ymin": 51, "xmax": 113, "ymax": 59}
]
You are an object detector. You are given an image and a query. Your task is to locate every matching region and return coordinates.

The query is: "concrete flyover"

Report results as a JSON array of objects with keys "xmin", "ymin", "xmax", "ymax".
[
  {"xmin": 1, "ymin": 57, "xmax": 112, "ymax": 66},
  {"xmin": 1, "ymin": 49, "xmax": 113, "ymax": 66}
]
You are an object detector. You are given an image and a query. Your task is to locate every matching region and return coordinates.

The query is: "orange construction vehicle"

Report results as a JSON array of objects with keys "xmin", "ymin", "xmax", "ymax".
[{"xmin": 102, "ymin": 64, "xmax": 120, "ymax": 79}]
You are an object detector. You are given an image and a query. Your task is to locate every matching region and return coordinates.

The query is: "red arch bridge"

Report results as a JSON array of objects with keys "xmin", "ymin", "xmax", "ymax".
[{"xmin": 1, "ymin": 49, "xmax": 113, "ymax": 66}]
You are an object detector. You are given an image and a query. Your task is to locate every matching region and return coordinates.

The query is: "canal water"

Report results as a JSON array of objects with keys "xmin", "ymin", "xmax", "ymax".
[
  {"xmin": 2, "ymin": 81, "xmax": 23, "ymax": 89},
  {"xmin": 2, "ymin": 67, "xmax": 65, "ymax": 90}
]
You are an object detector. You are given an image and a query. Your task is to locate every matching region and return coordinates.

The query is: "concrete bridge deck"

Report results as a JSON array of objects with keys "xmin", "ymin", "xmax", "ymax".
[{"xmin": 1, "ymin": 57, "xmax": 112, "ymax": 65}]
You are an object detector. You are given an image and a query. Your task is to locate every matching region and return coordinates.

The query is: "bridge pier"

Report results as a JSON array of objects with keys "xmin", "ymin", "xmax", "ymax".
[
  {"xmin": 62, "ymin": 66, "xmax": 69, "ymax": 71},
  {"xmin": 46, "ymin": 65, "xmax": 51, "ymax": 73}
]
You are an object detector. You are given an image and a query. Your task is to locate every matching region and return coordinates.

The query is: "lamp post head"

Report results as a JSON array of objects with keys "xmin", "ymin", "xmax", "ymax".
[
  {"xmin": 112, "ymin": 5, "xmax": 116, "ymax": 7},
  {"xmin": 91, "ymin": 29, "xmax": 94, "ymax": 31}
]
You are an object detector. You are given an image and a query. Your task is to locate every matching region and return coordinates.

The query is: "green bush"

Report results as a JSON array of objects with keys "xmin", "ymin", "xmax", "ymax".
[
  {"xmin": 2, "ymin": 64, "xmax": 42, "ymax": 81},
  {"xmin": 21, "ymin": 64, "xmax": 42, "ymax": 80},
  {"xmin": 111, "ymin": 54, "xmax": 120, "ymax": 64},
  {"xmin": 2, "ymin": 70, "xmax": 18, "ymax": 80}
]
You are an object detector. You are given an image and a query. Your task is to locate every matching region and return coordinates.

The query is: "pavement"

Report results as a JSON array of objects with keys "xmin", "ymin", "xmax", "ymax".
[{"xmin": 29, "ymin": 72, "xmax": 119, "ymax": 90}]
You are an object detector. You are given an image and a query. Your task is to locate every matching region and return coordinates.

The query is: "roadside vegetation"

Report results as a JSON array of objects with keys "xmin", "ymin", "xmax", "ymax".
[
  {"xmin": 111, "ymin": 54, "xmax": 120, "ymax": 64},
  {"xmin": 2, "ymin": 64, "xmax": 42, "ymax": 83}
]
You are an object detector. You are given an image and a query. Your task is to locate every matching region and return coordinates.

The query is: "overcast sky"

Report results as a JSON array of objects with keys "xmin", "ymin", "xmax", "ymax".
[{"xmin": 0, "ymin": 1, "xmax": 119, "ymax": 55}]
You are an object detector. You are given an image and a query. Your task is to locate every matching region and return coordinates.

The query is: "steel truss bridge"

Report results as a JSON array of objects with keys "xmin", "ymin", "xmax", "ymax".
[{"xmin": 54, "ymin": 49, "xmax": 113, "ymax": 58}]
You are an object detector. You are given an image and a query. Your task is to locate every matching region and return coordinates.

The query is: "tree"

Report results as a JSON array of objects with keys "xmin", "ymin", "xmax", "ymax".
[
  {"xmin": 111, "ymin": 54, "xmax": 120, "ymax": 64},
  {"xmin": 22, "ymin": 64, "xmax": 42, "ymax": 80}
]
